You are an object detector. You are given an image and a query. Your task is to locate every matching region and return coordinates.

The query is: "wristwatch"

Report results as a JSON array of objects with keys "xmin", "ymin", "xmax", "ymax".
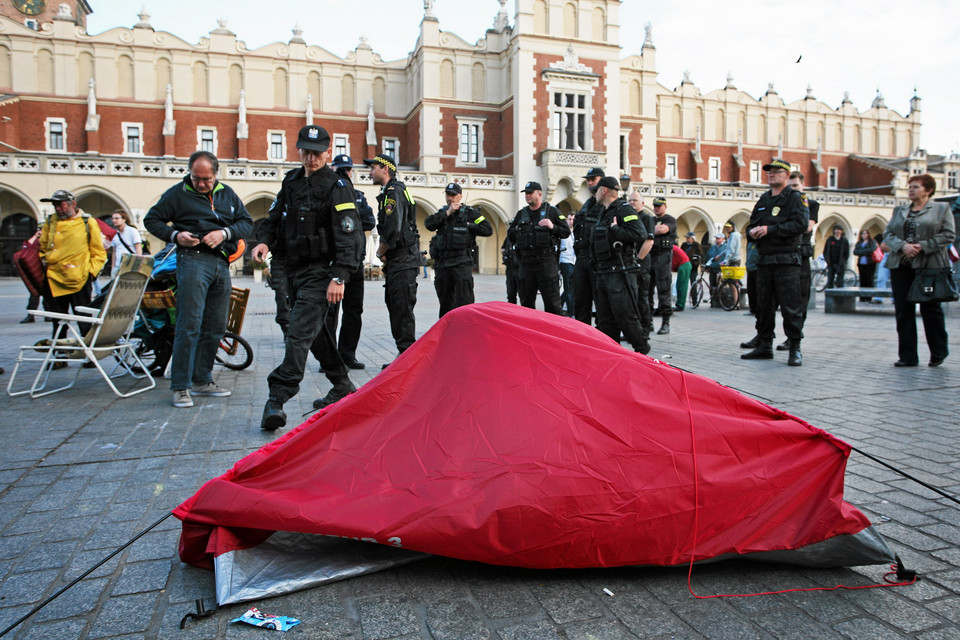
[{"xmin": 332, "ymin": 277, "xmax": 345, "ymax": 285}]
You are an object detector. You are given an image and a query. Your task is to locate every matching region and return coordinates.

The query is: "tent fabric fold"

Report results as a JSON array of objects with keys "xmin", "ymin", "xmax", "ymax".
[{"xmin": 174, "ymin": 302, "xmax": 893, "ymax": 601}]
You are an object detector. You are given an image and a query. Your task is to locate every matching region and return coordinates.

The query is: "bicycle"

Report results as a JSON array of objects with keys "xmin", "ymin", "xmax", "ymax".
[
  {"xmin": 716, "ymin": 265, "xmax": 746, "ymax": 311},
  {"xmin": 813, "ymin": 266, "xmax": 858, "ymax": 292},
  {"xmin": 690, "ymin": 270, "xmax": 709, "ymax": 308}
]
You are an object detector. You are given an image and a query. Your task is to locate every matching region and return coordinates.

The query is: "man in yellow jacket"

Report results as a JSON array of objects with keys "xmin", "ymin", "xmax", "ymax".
[{"xmin": 38, "ymin": 190, "xmax": 106, "ymax": 337}]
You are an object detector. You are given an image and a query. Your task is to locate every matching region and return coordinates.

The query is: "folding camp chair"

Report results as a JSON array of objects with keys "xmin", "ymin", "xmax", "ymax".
[{"xmin": 7, "ymin": 254, "xmax": 157, "ymax": 399}]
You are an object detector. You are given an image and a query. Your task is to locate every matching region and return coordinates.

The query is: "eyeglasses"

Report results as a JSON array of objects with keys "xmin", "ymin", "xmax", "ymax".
[{"xmin": 190, "ymin": 175, "xmax": 215, "ymax": 183}]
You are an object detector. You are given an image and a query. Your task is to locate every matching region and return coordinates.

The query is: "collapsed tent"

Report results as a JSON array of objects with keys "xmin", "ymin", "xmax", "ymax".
[{"xmin": 174, "ymin": 302, "xmax": 893, "ymax": 604}]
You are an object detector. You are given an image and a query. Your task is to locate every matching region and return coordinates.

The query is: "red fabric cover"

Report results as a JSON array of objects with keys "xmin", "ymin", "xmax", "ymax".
[
  {"xmin": 13, "ymin": 239, "xmax": 44, "ymax": 297},
  {"xmin": 96, "ymin": 218, "xmax": 117, "ymax": 241},
  {"xmin": 174, "ymin": 302, "xmax": 871, "ymax": 570}
]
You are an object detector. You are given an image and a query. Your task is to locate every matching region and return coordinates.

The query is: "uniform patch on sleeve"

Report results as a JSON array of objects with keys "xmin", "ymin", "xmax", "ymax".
[
  {"xmin": 801, "ymin": 193, "xmax": 809, "ymax": 207},
  {"xmin": 384, "ymin": 198, "xmax": 396, "ymax": 215},
  {"xmin": 623, "ymin": 215, "xmax": 638, "ymax": 222},
  {"xmin": 341, "ymin": 216, "xmax": 356, "ymax": 233}
]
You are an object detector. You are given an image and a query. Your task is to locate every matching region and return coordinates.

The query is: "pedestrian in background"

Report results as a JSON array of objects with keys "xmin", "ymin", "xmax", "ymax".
[
  {"xmin": 671, "ymin": 244, "xmax": 691, "ymax": 312},
  {"xmin": 824, "ymin": 225, "xmax": 849, "ymax": 288},
  {"xmin": 14, "ymin": 229, "xmax": 44, "ymax": 323},
  {"xmin": 559, "ymin": 212, "xmax": 575, "ymax": 316},
  {"xmin": 853, "ymin": 228, "xmax": 878, "ymax": 302},
  {"xmin": 108, "ymin": 209, "xmax": 142, "ymax": 279}
]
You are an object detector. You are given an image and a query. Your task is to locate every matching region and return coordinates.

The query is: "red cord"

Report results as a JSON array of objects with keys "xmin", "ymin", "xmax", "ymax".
[{"xmin": 676, "ymin": 369, "xmax": 918, "ymax": 599}]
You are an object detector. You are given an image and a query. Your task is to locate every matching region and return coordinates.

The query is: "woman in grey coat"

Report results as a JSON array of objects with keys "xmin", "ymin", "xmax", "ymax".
[{"xmin": 882, "ymin": 173, "xmax": 955, "ymax": 367}]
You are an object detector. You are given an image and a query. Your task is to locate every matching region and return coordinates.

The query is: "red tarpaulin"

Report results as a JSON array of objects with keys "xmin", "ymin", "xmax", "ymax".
[{"xmin": 175, "ymin": 302, "xmax": 884, "ymax": 574}]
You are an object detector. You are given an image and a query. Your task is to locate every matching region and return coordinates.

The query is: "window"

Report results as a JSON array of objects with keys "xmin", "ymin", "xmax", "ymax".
[
  {"xmin": 382, "ymin": 137, "xmax": 399, "ymax": 163},
  {"xmin": 750, "ymin": 161, "xmax": 762, "ymax": 184},
  {"xmin": 122, "ymin": 122, "xmax": 143, "ymax": 155},
  {"xmin": 551, "ymin": 91, "xmax": 588, "ymax": 150},
  {"xmin": 665, "ymin": 154, "xmax": 678, "ymax": 180},
  {"xmin": 708, "ymin": 157, "xmax": 721, "ymax": 181},
  {"xmin": 268, "ymin": 131, "xmax": 286, "ymax": 161},
  {"xmin": 790, "ymin": 163, "xmax": 800, "ymax": 173},
  {"xmin": 45, "ymin": 118, "xmax": 66, "ymax": 152},
  {"xmin": 333, "ymin": 134, "xmax": 349, "ymax": 158},
  {"xmin": 619, "ymin": 133, "xmax": 628, "ymax": 173},
  {"xmin": 456, "ymin": 116, "xmax": 485, "ymax": 167},
  {"xmin": 948, "ymin": 170, "xmax": 958, "ymax": 190},
  {"xmin": 197, "ymin": 127, "xmax": 217, "ymax": 154},
  {"xmin": 827, "ymin": 167, "xmax": 838, "ymax": 189}
]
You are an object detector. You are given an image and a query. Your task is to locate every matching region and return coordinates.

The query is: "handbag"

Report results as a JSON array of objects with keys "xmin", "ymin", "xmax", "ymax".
[
  {"xmin": 871, "ymin": 245, "xmax": 884, "ymax": 264},
  {"xmin": 907, "ymin": 268, "xmax": 960, "ymax": 304}
]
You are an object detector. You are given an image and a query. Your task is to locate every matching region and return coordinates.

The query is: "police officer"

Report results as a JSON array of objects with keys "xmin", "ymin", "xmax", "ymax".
[
  {"xmin": 501, "ymin": 236, "xmax": 520, "ymax": 304},
  {"xmin": 627, "ymin": 191, "xmax": 655, "ymax": 335},
  {"xmin": 323, "ymin": 154, "xmax": 377, "ymax": 369},
  {"xmin": 507, "ymin": 181, "xmax": 570, "ymax": 314},
  {"xmin": 648, "ymin": 197, "xmax": 677, "ymax": 335},
  {"xmin": 572, "ymin": 167, "xmax": 605, "ymax": 325},
  {"xmin": 252, "ymin": 125, "xmax": 364, "ymax": 431},
  {"xmin": 740, "ymin": 159, "xmax": 810, "ymax": 366},
  {"xmin": 425, "ymin": 182, "xmax": 493, "ymax": 317},
  {"xmin": 591, "ymin": 177, "xmax": 650, "ymax": 354},
  {"xmin": 367, "ymin": 154, "xmax": 420, "ymax": 361},
  {"xmin": 779, "ymin": 170, "xmax": 819, "ymax": 351}
]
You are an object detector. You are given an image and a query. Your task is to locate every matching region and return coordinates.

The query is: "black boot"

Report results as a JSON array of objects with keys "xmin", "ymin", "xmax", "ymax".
[
  {"xmin": 741, "ymin": 343, "xmax": 773, "ymax": 360},
  {"xmin": 776, "ymin": 339, "xmax": 791, "ymax": 351},
  {"xmin": 261, "ymin": 398, "xmax": 286, "ymax": 431},
  {"xmin": 788, "ymin": 341, "xmax": 802, "ymax": 366},
  {"xmin": 313, "ymin": 379, "xmax": 357, "ymax": 410},
  {"xmin": 20, "ymin": 315, "xmax": 35, "ymax": 324},
  {"xmin": 740, "ymin": 336, "xmax": 761, "ymax": 349},
  {"xmin": 657, "ymin": 317, "xmax": 670, "ymax": 335},
  {"xmin": 341, "ymin": 354, "xmax": 366, "ymax": 370}
]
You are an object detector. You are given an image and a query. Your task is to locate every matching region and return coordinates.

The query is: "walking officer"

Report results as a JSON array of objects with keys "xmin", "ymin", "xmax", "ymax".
[
  {"xmin": 591, "ymin": 177, "xmax": 650, "ymax": 354},
  {"xmin": 252, "ymin": 125, "xmax": 365, "ymax": 431},
  {"xmin": 367, "ymin": 154, "xmax": 421, "ymax": 362},
  {"xmin": 648, "ymin": 197, "xmax": 677, "ymax": 335},
  {"xmin": 572, "ymin": 167, "xmax": 605, "ymax": 324},
  {"xmin": 424, "ymin": 182, "xmax": 493, "ymax": 317},
  {"xmin": 507, "ymin": 181, "xmax": 570, "ymax": 314},
  {"xmin": 740, "ymin": 159, "xmax": 810, "ymax": 366}
]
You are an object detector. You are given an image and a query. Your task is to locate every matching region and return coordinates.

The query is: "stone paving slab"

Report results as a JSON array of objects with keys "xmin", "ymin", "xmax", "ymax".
[{"xmin": 0, "ymin": 274, "xmax": 958, "ymax": 639}]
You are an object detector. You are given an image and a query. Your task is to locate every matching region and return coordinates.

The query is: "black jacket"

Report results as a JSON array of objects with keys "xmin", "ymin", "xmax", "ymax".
[
  {"xmin": 376, "ymin": 178, "xmax": 421, "ymax": 271},
  {"xmin": 590, "ymin": 198, "xmax": 648, "ymax": 272},
  {"xmin": 746, "ymin": 186, "xmax": 809, "ymax": 265},
  {"xmin": 507, "ymin": 203, "xmax": 570, "ymax": 263},
  {"xmin": 425, "ymin": 204, "xmax": 493, "ymax": 269},
  {"xmin": 573, "ymin": 195, "xmax": 601, "ymax": 260},
  {"xmin": 257, "ymin": 165, "xmax": 363, "ymax": 281}
]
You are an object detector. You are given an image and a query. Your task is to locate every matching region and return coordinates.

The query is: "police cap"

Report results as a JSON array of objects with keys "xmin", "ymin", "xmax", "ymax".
[
  {"xmin": 652, "ymin": 197, "xmax": 667, "ymax": 206},
  {"xmin": 583, "ymin": 167, "xmax": 605, "ymax": 179},
  {"xmin": 363, "ymin": 154, "xmax": 397, "ymax": 172},
  {"xmin": 762, "ymin": 159, "xmax": 791, "ymax": 172},
  {"xmin": 332, "ymin": 154, "xmax": 354, "ymax": 169},
  {"xmin": 444, "ymin": 183, "xmax": 462, "ymax": 195},
  {"xmin": 296, "ymin": 125, "xmax": 330, "ymax": 152},
  {"xmin": 596, "ymin": 176, "xmax": 620, "ymax": 190},
  {"xmin": 522, "ymin": 181, "xmax": 542, "ymax": 193}
]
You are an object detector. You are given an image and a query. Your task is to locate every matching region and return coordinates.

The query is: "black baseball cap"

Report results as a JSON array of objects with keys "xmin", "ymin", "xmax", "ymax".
[
  {"xmin": 296, "ymin": 125, "xmax": 330, "ymax": 152},
  {"xmin": 583, "ymin": 167, "xmax": 605, "ymax": 179},
  {"xmin": 332, "ymin": 154, "xmax": 354, "ymax": 169},
  {"xmin": 40, "ymin": 189, "xmax": 76, "ymax": 203},
  {"xmin": 597, "ymin": 176, "xmax": 620, "ymax": 190},
  {"xmin": 444, "ymin": 183, "xmax": 462, "ymax": 195},
  {"xmin": 522, "ymin": 181, "xmax": 542, "ymax": 193}
]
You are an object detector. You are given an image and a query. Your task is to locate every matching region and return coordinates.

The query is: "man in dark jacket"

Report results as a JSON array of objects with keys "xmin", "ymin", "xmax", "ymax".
[
  {"xmin": 507, "ymin": 181, "xmax": 570, "ymax": 314},
  {"xmin": 648, "ymin": 197, "xmax": 677, "ymax": 334},
  {"xmin": 425, "ymin": 182, "xmax": 493, "ymax": 317},
  {"xmin": 251, "ymin": 126, "xmax": 364, "ymax": 430},
  {"xmin": 740, "ymin": 159, "xmax": 810, "ymax": 366},
  {"xmin": 824, "ymin": 224, "xmax": 850, "ymax": 289},
  {"xmin": 572, "ymin": 167, "xmax": 604, "ymax": 324},
  {"xmin": 144, "ymin": 151, "xmax": 253, "ymax": 409},
  {"xmin": 369, "ymin": 154, "xmax": 421, "ymax": 362}
]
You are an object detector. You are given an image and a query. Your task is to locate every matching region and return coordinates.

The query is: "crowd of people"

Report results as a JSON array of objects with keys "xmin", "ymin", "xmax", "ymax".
[{"xmin": 9, "ymin": 136, "xmax": 958, "ymax": 414}]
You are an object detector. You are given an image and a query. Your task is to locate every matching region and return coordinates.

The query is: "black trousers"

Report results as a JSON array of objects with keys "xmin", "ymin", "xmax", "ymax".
[
  {"xmin": 573, "ymin": 258, "xmax": 595, "ymax": 324},
  {"xmin": 754, "ymin": 263, "xmax": 803, "ymax": 344},
  {"xmin": 270, "ymin": 260, "xmax": 290, "ymax": 335},
  {"xmin": 636, "ymin": 269, "xmax": 652, "ymax": 334},
  {"xmin": 384, "ymin": 266, "xmax": 418, "ymax": 354},
  {"xmin": 746, "ymin": 268, "xmax": 758, "ymax": 314},
  {"xmin": 434, "ymin": 263, "xmax": 475, "ymax": 318},
  {"xmin": 268, "ymin": 266, "xmax": 348, "ymax": 404},
  {"xmin": 505, "ymin": 265, "xmax": 519, "ymax": 304},
  {"xmin": 45, "ymin": 279, "xmax": 92, "ymax": 339},
  {"xmin": 595, "ymin": 270, "xmax": 648, "ymax": 353},
  {"xmin": 890, "ymin": 266, "xmax": 948, "ymax": 365},
  {"xmin": 648, "ymin": 251, "xmax": 672, "ymax": 317},
  {"xmin": 799, "ymin": 257, "xmax": 811, "ymax": 324},
  {"xmin": 858, "ymin": 262, "xmax": 877, "ymax": 302},
  {"xmin": 324, "ymin": 263, "xmax": 365, "ymax": 359},
  {"xmin": 519, "ymin": 258, "xmax": 563, "ymax": 314}
]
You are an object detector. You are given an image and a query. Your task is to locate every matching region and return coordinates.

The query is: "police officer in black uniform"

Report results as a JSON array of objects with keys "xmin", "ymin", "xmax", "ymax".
[
  {"xmin": 777, "ymin": 170, "xmax": 819, "ymax": 351},
  {"xmin": 253, "ymin": 125, "xmax": 364, "ymax": 430},
  {"xmin": 591, "ymin": 176, "xmax": 650, "ymax": 354},
  {"xmin": 367, "ymin": 154, "xmax": 420, "ymax": 361},
  {"xmin": 501, "ymin": 236, "xmax": 520, "ymax": 304},
  {"xmin": 572, "ymin": 167, "xmax": 605, "ymax": 325},
  {"xmin": 627, "ymin": 190, "xmax": 655, "ymax": 336},
  {"xmin": 425, "ymin": 182, "xmax": 493, "ymax": 317},
  {"xmin": 740, "ymin": 159, "xmax": 810, "ymax": 366},
  {"xmin": 648, "ymin": 197, "xmax": 677, "ymax": 335},
  {"xmin": 507, "ymin": 181, "xmax": 570, "ymax": 314},
  {"xmin": 322, "ymin": 154, "xmax": 377, "ymax": 369}
]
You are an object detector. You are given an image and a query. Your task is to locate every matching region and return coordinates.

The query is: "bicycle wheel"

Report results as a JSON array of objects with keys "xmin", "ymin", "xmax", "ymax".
[
  {"xmin": 718, "ymin": 281, "xmax": 739, "ymax": 311},
  {"xmin": 845, "ymin": 268, "xmax": 858, "ymax": 287},
  {"xmin": 215, "ymin": 331, "xmax": 253, "ymax": 370},
  {"xmin": 690, "ymin": 280, "xmax": 705, "ymax": 308},
  {"xmin": 813, "ymin": 270, "xmax": 828, "ymax": 292}
]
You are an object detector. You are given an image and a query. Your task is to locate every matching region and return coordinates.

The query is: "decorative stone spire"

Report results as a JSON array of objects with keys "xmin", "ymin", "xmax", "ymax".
[
  {"xmin": 494, "ymin": 0, "xmax": 509, "ymax": 31},
  {"xmin": 805, "ymin": 83, "xmax": 815, "ymax": 100},
  {"xmin": 358, "ymin": 34, "xmax": 372, "ymax": 50},
  {"xmin": 237, "ymin": 89, "xmax": 248, "ymax": 139},
  {"xmin": 424, "ymin": 0, "xmax": 436, "ymax": 19},
  {"xmin": 85, "ymin": 79, "xmax": 99, "ymax": 131},
  {"xmin": 163, "ymin": 84, "xmax": 176, "ymax": 136},
  {"xmin": 777, "ymin": 133, "xmax": 783, "ymax": 157},
  {"xmin": 682, "ymin": 70, "xmax": 692, "ymax": 85},
  {"xmin": 765, "ymin": 82, "xmax": 777, "ymax": 95},
  {"xmin": 305, "ymin": 94, "xmax": 314, "ymax": 126},
  {"xmin": 871, "ymin": 88, "xmax": 886, "ymax": 109},
  {"xmin": 724, "ymin": 72, "xmax": 735, "ymax": 90},
  {"xmin": 910, "ymin": 87, "xmax": 921, "ymax": 113},
  {"xmin": 211, "ymin": 18, "xmax": 235, "ymax": 36},
  {"xmin": 841, "ymin": 91, "xmax": 852, "ymax": 105},
  {"xmin": 134, "ymin": 7, "xmax": 153, "ymax": 30},
  {"xmin": 643, "ymin": 22, "xmax": 654, "ymax": 48},
  {"xmin": 290, "ymin": 22, "xmax": 305, "ymax": 44}
]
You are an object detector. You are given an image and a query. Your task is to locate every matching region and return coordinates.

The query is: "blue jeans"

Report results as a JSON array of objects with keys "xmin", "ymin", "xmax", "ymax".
[{"xmin": 171, "ymin": 248, "xmax": 230, "ymax": 390}]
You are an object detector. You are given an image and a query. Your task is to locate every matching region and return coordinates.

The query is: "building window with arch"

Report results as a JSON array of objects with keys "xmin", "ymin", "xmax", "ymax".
[
  {"xmin": 197, "ymin": 127, "xmax": 217, "ymax": 155},
  {"xmin": 749, "ymin": 161, "xmax": 762, "ymax": 184},
  {"xmin": 456, "ymin": 116, "xmax": 485, "ymax": 167},
  {"xmin": 551, "ymin": 91, "xmax": 589, "ymax": 150},
  {"xmin": 708, "ymin": 157, "xmax": 721, "ymax": 182},
  {"xmin": 268, "ymin": 131, "xmax": 286, "ymax": 161},
  {"xmin": 45, "ymin": 117, "xmax": 66, "ymax": 152},
  {"xmin": 827, "ymin": 167, "xmax": 839, "ymax": 189},
  {"xmin": 333, "ymin": 133, "xmax": 349, "ymax": 158},
  {"xmin": 665, "ymin": 154, "xmax": 678, "ymax": 180},
  {"xmin": 122, "ymin": 122, "xmax": 143, "ymax": 155}
]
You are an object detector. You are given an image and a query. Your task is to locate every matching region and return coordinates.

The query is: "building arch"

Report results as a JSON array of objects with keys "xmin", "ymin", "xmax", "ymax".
[
  {"xmin": 467, "ymin": 197, "xmax": 510, "ymax": 274},
  {"xmin": 155, "ymin": 57, "xmax": 171, "ymax": 101},
  {"xmin": 0, "ymin": 45, "xmax": 10, "ymax": 90},
  {"xmin": 373, "ymin": 76, "xmax": 386, "ymax": 113},
  {"xmin": 629, "ymin": 79, "xmax": 641, "ymax": 115},
  {"xmin": 37, "ymin": 48, "xmax": 54, "ymax": 94},
  {"xmin": 193, "ymin": 60, "xmax": 208, "ymax": 104},
  {"xmin": 74, "ymin": 187, "xmax": 130, "ymax": 221},
  {"xmin": 471, "ymin": 62, "xmax": 485, "ymax": 102},
  {"xmin": 0, "ymin": 183, "xmax": 41, "ymax": 221},
  {"xmin": 814, "ymin": 212, "xmax": 853, "ymax": 258},
  {"xmin": 273, "ymin": 67, "xmax": 289, "ymax": 109},
  {"xmin": 307, "ymin": 70, "xmax": 322, "ymax": 111},
  {"xmin": 592, "ymin": 6, "xmax": 606, "ymax": 41},
  {"xmin": 533, "ymin": 0, "xmax": 548, "ymax": 34},
  {"xmin": 229, "ymin": 64, "xmax": 243, "ymax": 105},
  {"xmin": 245, "ymin": 194, "xmax": 276, "ymax": 222},
  {"xmin": 562, "ymin": 2, "xmax": 578, "ymax": 38},
  {"xmin": 341, "ymin": 73, "xmax": 356, "ymax": 112},
  {"xmin": 439, "ymin": 59, "xmax": 455, "ymax": 99},
  {"xmin": 77, "ymin": 50, "xmax": 94, "ymax": 95},
  {"xmin": 856, "ymin": 215, "xmax": 888, "ymax": 242},
  {"xmin": 674, "ymin": 206, "xmax": 714, "ymax": 245},
  {"xmin": 117, "ymin": 54, "xmax": 134, "ymax": 99}
]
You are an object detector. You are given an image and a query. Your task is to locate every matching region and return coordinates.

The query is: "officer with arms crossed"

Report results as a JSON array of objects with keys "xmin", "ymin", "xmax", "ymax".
[
  {"xmin": 591, "ymin": 177, "xmax": 651, "ymax": 354},
  {"xmin": 648, "ymin": 197, "xmax": 677, "ymax": 335},
  {"xmin": 368, "ymin": 154, "xmax": 421, "ymax": 364},
  {"xmin": 507, "ymin": 181, "xmax": 570, "ymax": 314},
  {"xmin": 425, "ymin": 182, "xmax": 493, "ymax": 317},
  {"xmin": 572, "ymin": 167, "xmax": 605, "ymax": 324},
  {"xmin": 740, "ymin": 159, "xmax": 809, "ymax": 366},
  {"xmin": 252, "ymin": 126, "xmax": 364, "ymax": 430}
]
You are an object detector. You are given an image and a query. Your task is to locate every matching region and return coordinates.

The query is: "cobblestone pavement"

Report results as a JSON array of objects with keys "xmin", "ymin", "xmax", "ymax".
[{"xmin": 0, "ymin": 274, "xmax": 958, "ymax": 639}]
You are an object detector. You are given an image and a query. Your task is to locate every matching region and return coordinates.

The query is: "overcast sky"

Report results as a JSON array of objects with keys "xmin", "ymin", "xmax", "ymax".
[{"xmin": 87, "ymin": 0, "xmax": 960, "ymax": 159}]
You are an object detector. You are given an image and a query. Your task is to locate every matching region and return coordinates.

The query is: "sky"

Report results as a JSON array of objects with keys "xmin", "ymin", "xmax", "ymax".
[{"xmin": 86, "ymin": 0, "xmax": 960, "ymax": 158}]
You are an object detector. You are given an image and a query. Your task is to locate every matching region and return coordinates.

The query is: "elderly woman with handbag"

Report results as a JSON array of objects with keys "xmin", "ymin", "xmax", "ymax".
[{"xmin": 882, "ymin": 173, "xmax": 956, "ymax": 367}]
